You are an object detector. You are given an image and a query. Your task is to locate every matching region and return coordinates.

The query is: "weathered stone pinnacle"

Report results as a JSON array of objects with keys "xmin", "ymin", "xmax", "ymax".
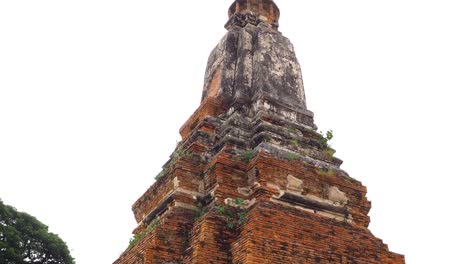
[
  {"xmin": 228, "ymin": 0, "xmax": 280, "ymax": 29},
  {"xmin": 205, "ymin": 0, "xmax": 306, "ymax": 112}
]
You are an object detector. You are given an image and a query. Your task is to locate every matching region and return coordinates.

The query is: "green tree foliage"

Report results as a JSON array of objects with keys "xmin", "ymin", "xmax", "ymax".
[{"xmin": 0, "ymin": 199, "xmax": 74, "ymax": 264}]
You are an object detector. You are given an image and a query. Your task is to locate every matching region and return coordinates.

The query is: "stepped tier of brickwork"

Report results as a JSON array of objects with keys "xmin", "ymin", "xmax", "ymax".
[{"xmin": 114, "ymin": 1, "xmax": 404, "ymax": 263}]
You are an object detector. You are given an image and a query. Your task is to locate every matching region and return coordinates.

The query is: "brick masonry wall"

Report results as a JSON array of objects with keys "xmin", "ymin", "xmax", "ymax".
[
  {"xmin": 114, "ymin": 2, "xmax": 404, "ymax": 263},
  {"xmin": 232, "ymin": 201, "xmax": 404, "ymax": 264},
  {"xmin": 115, "ymin": 148, "xmax": 404, "ymax": 263}
]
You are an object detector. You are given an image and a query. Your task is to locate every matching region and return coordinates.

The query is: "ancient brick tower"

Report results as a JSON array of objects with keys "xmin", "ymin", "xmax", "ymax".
[{"xmin": 114, "ymin": 1, "xmax": 405, "ymax": 263}]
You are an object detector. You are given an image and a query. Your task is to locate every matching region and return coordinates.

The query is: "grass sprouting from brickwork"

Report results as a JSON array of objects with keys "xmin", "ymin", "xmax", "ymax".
[
  {"xmin": 127, "ymin": 218, "xmax": 160, "ymax": 250},
  {"xmin": 237, "ymin": 150, "xmax": 256, "ymax": 163},
  {"xmin": 215, "ymin": 198, "xmax": 248, "ymax": 230}
]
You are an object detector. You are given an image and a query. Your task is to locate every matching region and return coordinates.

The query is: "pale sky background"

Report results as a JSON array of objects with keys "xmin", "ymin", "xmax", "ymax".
[{"xmin": 1, "ymin": 1, "xmax": 467, "ymax": 263}]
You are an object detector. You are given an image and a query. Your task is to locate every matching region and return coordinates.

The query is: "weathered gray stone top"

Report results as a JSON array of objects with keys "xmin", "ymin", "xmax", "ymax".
[{"xmin": 202, "ymin": 10, "xmax": 307, "ymax": 110}]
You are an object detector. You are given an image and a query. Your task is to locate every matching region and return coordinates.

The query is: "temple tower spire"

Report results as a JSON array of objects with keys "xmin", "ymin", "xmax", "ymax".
[{"xmin": 114, "ymin": 2, "xmax": 405, "ymax": 263}]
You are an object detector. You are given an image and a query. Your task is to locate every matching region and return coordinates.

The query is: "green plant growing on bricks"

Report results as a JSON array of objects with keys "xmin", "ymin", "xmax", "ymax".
[
  {"xmin": 215, "ymin": 199, "xmax": 248, "ymax": 230},
  {"xmin": 238, "ymin": 150, "xmax": 256, "ymax": 163},
  {"xmin": 318, "ymin": 129, "xmax": 334, "ymax": 148},
  {"xmin": 323, "ymin": 148, "xmax": 335, "ymax": 159},
  {"xmin": 127, "ymin": 218, "xmax": 160, "ymax": 250},
  {"xmin": 290, "ymin": 138, "xmax": 299, "ymax": 148},
  {"xmin": 173, "ymin": 150, "xmax": 193, "ymax": 159},
  {"xmin": 284, "ymin": 152, "xmax": 300, "ymax": 161},
  {"xmin": 195, "ymin": 206, "xmax": 208, "ymax": 221},
  {"xmin": 288, "ymin": 127, "xmax": 297, "ymax": 134},
  {"xmin": 154, "ymin": 148, "xmax": 195, "ymax": 180},
  {"xmin": 155, "ymin": 168, "xmax": 168, "ymax": 180}
]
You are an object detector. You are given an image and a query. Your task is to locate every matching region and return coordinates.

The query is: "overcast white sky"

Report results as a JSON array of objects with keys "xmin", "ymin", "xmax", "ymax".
[{"xmin": 1, "ymin": 1, "xmax": 467, "ymax": 263}]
